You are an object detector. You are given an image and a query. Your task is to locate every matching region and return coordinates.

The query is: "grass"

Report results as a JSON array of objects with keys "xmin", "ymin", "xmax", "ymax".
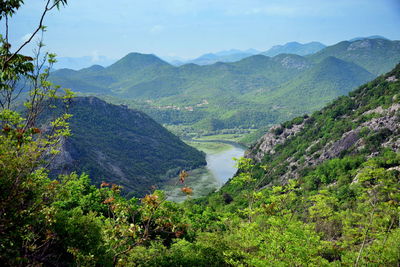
[
  {"xmin": 193, "ymin": 133, "xmax": 244, "ymax": 142},
  {"xmin": 186, "ymin": 140, "xmax": 232, "ymax": 154},
  {"xmin": 162, "ymin": 166, "xmax": 219, "ymax": 202}
]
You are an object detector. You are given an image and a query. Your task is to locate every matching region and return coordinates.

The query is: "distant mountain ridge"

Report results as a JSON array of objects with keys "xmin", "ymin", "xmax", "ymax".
[
  {"xmin": 50, "ymin": 38, "xmax": 400, "ymax": 132},
  {"xmin": 308, "ymin": 38, "xmax": 400, "ymax": 75},
  {"xmin": 166, "ymin": 42, "xmax": 326, "ymax": 66},
  {"xmin": 261, "ymin": 41, "xmax": 326, "ymax": 57},
  {"xmin": 174, "ymin": 49, "xmax": 261, "ymax": 66},
  {"xmin": 348, "ymin": 35, "xmax": 388, "ymax": 42}
]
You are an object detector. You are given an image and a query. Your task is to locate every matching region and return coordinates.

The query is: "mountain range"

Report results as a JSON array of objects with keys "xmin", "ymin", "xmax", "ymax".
[
  {"xmin": 50, "ymin": 38, "xmax": 400, "ymax": 134},
  {"xmin": 6, "ymin": 48, "xmax": 400, "ymax": 266},
  {"xmin": 166, "ymin": 42, "xmax": 325, "ymax": 66},
  {"xmin": 53, "ymin": 36, "xmax": 387, "ymax": 69},
  {"xmin": 261, "ymin": 41, "xmax": 326, "ymax": 57}
]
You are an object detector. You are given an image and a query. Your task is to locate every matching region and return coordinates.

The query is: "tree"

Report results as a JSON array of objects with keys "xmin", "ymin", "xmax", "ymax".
[{"xmin": 0, "ymin": 1, "xmax": 73, "ymax": 264}]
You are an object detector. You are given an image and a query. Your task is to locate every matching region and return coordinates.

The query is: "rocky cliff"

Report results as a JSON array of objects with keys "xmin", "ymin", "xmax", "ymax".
[{"xmin": 246, "ymin": 64, "xmax": 400, "ymax": 187}]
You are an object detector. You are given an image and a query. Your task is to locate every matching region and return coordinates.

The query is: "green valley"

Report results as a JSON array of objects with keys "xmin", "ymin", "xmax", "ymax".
[
  {"xmin": 4, "ymin": 57, "xmax": 400, "ymax": 265},
  {"xmin": 2, "ymin": 1, "xmax": 400, "ymax": 265},
  {"xmin": 50, "ymin": 38, "xmax": 400, "ymax": 140}
]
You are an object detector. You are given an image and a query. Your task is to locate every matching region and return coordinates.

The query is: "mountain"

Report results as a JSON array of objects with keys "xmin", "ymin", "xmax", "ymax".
[
  {"xmin": 259, "ymin": 56, "xmax": 375, "ymax": 113},
  {"xmin": 7, "ymin": 62, "xmax": 400, "ymax": 267},
  {"xmin": 308, "ymin": 38, "xmax": 400, "ymax": 75},
  {"xmin": 50, "ymin": 39, "xmax": 400, "ymax": 133},
  {"xmin": 187, "ymin": 64, "xmax": 400, "ymax": 267},
  {"xmin": 261, "ymin": 41, "xmax": 326, "ymax": 57},
  {"xmin": 244, "ymin": 63, "xmax": 400, "ymax": 186},
  {"xmin": 348, "ymin": 35, "xmax": 388, "ymax": 42},
  {"xmin": 184, "ymin": 49, "xmax": 261, "ymax": 65},
  {"xmin": 47, "ymin": 97, "xmax": 206, "ymax": 197},
  {"xmin": 54, "ymin": 56, "xmax": 116, "ymax": 70}
]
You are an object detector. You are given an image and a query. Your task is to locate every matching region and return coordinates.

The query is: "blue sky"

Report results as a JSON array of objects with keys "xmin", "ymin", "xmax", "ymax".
[{"xmin": 6, "ymin": 0, "xmax": 400, "ymax": 60}]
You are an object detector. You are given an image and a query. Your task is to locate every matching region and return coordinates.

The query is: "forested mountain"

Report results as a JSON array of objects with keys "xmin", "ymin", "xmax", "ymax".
[
  {"xmin": 243, "ymin": 64, "xmax": 400, "ymax": 188},
  {"xmin": 256, "ymin": 56, "xmax": 375, "ymax": 112},
  {"xmin": 46, "ymin": 97, "xmax": 206, "ymax": 197},
  {"xmin": 7, "ymin": 62, "xmax": 399, "ymax": 266},
  {"xmin": 261, "ymin": 41, "xmax": 326, "ymax": 56},
  {"xmin": 191, "ymin": 63, "xmax": 400, "ymax": 266},
  {"xmin": 348, "ymin": 35, "xmax": 388, "ymax": 42},
  {"xmin": 308, "ymin": 38, "xmax": 400, "ymax": 75},
  {"xmin": 50, "ymin": 38, "xmax": 398, "ymax": 132}
]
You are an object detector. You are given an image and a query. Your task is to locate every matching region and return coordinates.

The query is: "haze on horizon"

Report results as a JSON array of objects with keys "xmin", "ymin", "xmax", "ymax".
[{"xmin": 5, "ymin": 0, "xmax": 400, "ymax": 61}]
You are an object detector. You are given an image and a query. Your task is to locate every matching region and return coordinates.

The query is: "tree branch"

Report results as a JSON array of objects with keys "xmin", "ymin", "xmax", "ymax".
[{"xmin": 2, "ymin": 0, "xmax": 63, "ymax": 70}]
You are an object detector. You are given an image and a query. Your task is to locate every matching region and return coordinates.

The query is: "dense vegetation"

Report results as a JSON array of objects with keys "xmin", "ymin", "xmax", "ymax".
[
  {"xmin": 3, "ymin": 39, "xmax": 400, "ymax": 264},
  {"xmin": 44, "ymin": 97, "xmax": 206, "ymax": 197},
  {"xmin": 49, "ymin": 38, "xmax": 400, "ymax": 135},
  {"xmin": 1, "ymin": 2, "xmax": 400, "ymax": 266}
]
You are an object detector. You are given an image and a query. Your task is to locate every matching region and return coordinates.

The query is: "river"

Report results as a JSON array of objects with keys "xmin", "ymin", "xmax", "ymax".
[
  {"xmin": 164, "ymin": 141, "xmax": 246, "ymax": 202},
  {"xmin": 205, "ymin": 142, "xmax": 246, "ymax": 186}
]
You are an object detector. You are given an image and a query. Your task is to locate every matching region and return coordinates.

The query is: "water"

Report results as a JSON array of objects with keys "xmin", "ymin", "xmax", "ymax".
[
  {"xmin": 206, "ymin": 143, "xmax": 246, "ymax": 186},
  {"xmin": 164, "ymin": 141, "xmax": 246, "ymax": 202}
]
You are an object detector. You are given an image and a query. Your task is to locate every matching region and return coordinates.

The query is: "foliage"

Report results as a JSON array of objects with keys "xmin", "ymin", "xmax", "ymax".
[
  {"xmin": 1, "ymin": 1, "xmax": 400, "ymax": 266},
  {"xmin": 48, "ymin": 40, "xmax": 400, "ymax": 134},
  {"xmin": 43, "ymin": 96, "xmax": 206, "ymax": 197}
]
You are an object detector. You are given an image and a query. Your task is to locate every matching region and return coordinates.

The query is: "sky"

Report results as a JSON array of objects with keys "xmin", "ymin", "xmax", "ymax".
[{"xmin": 5, "ymin": 0, "xmax": 400, "ymax": 60}]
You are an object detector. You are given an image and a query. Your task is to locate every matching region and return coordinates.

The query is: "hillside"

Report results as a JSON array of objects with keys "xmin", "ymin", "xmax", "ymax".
[
  {"xmin": 255, "ymin": 56, "xmax": 375, "ymax": 113},
  {"xmin": 50, "ymin": 38, "xmax": 399, "ymax": 135},
  {"xmin": 308, "ymin": 38, "xmax": 400, "ymax": 75},
  {"xmin": 5, "ymin": 55, "xmax": 400, "ymax": 267},
  {"xmin": 186, "ymin": 64, "xmax": 400, "ymax": 266},
  {"xmin": 261, "ymin": 41, "xmax": 326, "ymax": 56},
  {"xmin": 47, "ymin": 97, "xmax": 206, "ymax": 197},
  {"xmin": 14, "ymin": 62, "xmax": 398, "ymax": 267},
  {"xmin": 242, "ymin": 63, "xmax": 400, "ymax": 188}
]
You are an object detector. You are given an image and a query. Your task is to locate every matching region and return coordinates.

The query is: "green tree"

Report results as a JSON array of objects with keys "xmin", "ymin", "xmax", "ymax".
[{"xmin": 0, "ymin": 0, "xmax": 72, "ymax": 264}]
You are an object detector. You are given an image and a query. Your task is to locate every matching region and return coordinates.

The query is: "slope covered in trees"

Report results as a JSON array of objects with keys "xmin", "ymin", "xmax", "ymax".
[
  {"xmin": 49, "ymin": 38, "xmax": 398, "ymax": 133},
  {"xmin": 46, "ymin": 96, "xmax": 206, "ymax": 197},
  {"xmin": 4, "ymin": 61, "xmax": 399, "ymax": 266},
  {"xmin": 2, "ymin": 2, "xmax": 400, "ymax": 265}
]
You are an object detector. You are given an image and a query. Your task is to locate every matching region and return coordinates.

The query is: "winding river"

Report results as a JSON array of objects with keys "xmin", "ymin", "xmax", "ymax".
[
  {"xmin": 165, "ymin": 140, "xmax": 246, "ymax": 202},
  {"xmin": 204, "ymin": 141, "xmax": 246, "ymax": 186}
]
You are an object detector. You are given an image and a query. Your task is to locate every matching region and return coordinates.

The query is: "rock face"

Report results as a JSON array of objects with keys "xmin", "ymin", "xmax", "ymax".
[
  {"xmin": 246, "ymin": 64, "xmax": 400, "ymax": 186},
  {"xmin": 48, "ymin": 97, "xmax": 206, "ymax": 197},
  {"xmin": 273, "ymin": 54, "xmax": 312, "ymax": 70},
  {"xmin": 247, "ymin": 121, "xmax": 306, "ymax": 162}
]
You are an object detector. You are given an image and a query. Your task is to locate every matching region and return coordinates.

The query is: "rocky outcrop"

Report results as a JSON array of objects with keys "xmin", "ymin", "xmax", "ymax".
[
  {"xmin": 247, "ymin": 120, "xmax": 307, "ymax": 162},
  {"xmin": 247, "ymin": 102, "xmax": 400, "ymax": 184}
]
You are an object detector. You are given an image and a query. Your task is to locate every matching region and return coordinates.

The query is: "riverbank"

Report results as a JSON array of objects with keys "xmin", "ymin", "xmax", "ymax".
[{"xmin": 163, "ymin": 138, "xmax": 246, "ymax": 202}]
